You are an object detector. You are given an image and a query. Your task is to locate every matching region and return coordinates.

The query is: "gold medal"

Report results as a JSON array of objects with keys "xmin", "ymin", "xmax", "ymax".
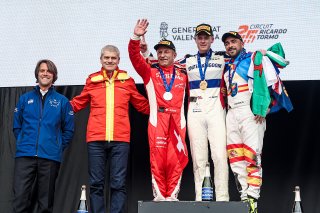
[{"xmin": 199, "ymin": 80, "xmax": 208, "ymax": 90}]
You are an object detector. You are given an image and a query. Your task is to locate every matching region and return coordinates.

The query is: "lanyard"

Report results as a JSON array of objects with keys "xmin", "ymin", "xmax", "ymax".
[
  {"xmin": 227, "ymin": 49, "xmax": 247, "ymax": 87},
  {"xmin": 197, "ymin": 49, "xmax": 212, "ymax": 81},
  {"xmin": 158, "ymin": 66, "xmax": 176, "ymax": 92}
]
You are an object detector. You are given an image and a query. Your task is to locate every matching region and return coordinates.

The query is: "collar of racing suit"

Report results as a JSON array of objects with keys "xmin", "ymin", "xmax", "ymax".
[{"xmin": 90, "ymin": 67, "xmax": 130, "ymax": 83}]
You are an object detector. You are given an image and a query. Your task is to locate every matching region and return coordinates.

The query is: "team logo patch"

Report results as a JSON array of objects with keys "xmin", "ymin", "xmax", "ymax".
[
  {"xmin": 196, "ymin": 25, "xmax": 211, "ymax": 32},
  {"xmin": 49, "ymin": 99, "xmax": 60, "ymax": 108},
  {"xmin": 192, "ymin": 109, "xmax": 202, "ymax": 113},
  {"xmin": 159, "ymin": 40, "xmax": 171, "ymax": 45},
  {"xmin": 229, "ymin": 150, "xmax": 238, "ymax": 158},
  {"xmin": 27, "ymin": 99, "xmax": 34, "ymax": 104}
]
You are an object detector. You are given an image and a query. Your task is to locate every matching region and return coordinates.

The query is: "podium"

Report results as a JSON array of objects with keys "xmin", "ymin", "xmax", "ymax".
[{"xmin": 138, "ymin": 201, "xmax": 248, "ymax": 213}]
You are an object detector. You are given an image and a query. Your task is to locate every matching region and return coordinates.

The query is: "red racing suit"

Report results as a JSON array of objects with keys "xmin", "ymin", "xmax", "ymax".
[{"xmin": 129, "ymin": 38, "xmax": 188, "ymax": 201}]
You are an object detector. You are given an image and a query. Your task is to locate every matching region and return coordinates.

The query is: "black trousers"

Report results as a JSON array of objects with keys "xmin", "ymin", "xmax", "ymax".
[{"xmin": 13, "ymin": 157, "xmax": 60, "ymax": 213}]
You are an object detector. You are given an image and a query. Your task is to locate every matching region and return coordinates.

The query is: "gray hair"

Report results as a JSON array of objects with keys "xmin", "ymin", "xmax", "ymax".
[{"xmin": 100, "ymin": 45, "xmax": 120, "ymax": 58}]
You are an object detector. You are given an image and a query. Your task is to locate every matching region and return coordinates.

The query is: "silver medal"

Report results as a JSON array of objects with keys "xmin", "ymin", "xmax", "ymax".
[{"xmin": 163, "ymin": 92, "xmax": 173, "ymax": 101}]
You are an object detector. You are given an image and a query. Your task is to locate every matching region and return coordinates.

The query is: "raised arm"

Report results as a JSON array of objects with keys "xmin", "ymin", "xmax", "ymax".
[{"xmin": 128, "ymin": 19, "xmax": 152, "ymax": 83}]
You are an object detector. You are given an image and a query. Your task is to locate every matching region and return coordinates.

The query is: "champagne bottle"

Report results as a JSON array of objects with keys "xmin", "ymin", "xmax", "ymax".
[
  {"xmin": 77, "ymin": 185, "xmax": 88, "ymax": 213},
  {"xmin": 201, "ymin": 162, "xmax": 213, "ymax": 201},
  {"xmin": 292, "ymin": 186, "xmax": 303, "ymax": 213}
]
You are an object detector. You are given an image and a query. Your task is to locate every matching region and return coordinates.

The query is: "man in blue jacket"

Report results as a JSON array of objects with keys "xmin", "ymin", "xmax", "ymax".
[{"xmin": 13, "ymin": 59, "xmax": 74, "ymax": 213}]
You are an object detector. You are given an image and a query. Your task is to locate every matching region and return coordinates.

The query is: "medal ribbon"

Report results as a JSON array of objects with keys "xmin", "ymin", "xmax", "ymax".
[
  {"xmin": 197, "ymin": 49, "xmax": 212, "ymax": 81},
  {"xmin": 158, "ymin": 66, "xmax": 176, "ymax": 92},
  {"xmin": 226, "ymin": 49, "xmax": 247, "ymax": 88}
]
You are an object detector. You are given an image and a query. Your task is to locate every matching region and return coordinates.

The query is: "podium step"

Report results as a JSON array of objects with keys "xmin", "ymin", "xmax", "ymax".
[{"xmin": 138, "ymin": 201, "xmax": 248, "ymax": 213}]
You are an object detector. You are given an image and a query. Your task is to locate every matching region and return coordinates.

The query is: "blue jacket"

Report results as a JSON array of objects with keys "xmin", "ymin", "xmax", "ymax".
[{"xmin": 13, "ymin": 86, "xmax": 74, "ymax": 162}]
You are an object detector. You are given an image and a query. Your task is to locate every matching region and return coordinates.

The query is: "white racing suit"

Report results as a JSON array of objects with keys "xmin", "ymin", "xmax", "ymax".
[
  {"xmin": 183, "ymin": 53, "xmax": 229, "ymax": 201},
  {"xmin": 224, "ymin": 53, "xmax": 266, "ymax": 200}
]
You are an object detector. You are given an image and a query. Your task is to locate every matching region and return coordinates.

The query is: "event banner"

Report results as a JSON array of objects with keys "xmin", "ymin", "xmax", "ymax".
[{"xmin": 0, "ymin": 0, "xmax": 319, "ymax": 86}]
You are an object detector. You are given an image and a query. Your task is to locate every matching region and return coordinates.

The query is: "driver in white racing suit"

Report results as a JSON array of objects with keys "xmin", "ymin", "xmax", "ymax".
[{"xmin": 183, "ymin": 24, "xmax": 229, "ymax": 201}]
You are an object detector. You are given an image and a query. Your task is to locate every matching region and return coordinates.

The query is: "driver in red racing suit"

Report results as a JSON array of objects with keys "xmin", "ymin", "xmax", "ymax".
[{"xmin": 128, "ymin": 19, "xmax": 188, "ymax": 201}]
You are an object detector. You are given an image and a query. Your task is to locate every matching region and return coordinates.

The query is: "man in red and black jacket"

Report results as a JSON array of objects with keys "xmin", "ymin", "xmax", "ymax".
[{"xmin": 71, "ymin": 45, "xmax": 149, "ymax": 213}]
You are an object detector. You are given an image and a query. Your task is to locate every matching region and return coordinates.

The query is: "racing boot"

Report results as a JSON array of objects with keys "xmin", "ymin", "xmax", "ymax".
[{"xmin": 245, "ymin": 196, "xmax": 258, "ymax": 213}]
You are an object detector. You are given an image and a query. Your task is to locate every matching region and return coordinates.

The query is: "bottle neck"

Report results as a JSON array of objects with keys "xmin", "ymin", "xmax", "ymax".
[
  {"xmin": 205, "ymin": 165, "xmax": 211, "ymax": 177},
  {"xmin": 294, "ymin": 190, "xmax": 301, "ymax": 202},
  {"xmin": 80, "ymin": 189, "xmax": 86, "ymax": 201}
]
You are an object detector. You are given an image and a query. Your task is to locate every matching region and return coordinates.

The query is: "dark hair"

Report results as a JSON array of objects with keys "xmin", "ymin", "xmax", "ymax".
[{"xmin": 34, "ymin": 59, "xmax": 58, "ymax": 84}]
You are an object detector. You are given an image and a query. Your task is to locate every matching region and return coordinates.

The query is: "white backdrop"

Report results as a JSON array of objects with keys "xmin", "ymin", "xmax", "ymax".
[{"xmin": 1, "ymin": 0, "xmax": 319, "ymax": 86}]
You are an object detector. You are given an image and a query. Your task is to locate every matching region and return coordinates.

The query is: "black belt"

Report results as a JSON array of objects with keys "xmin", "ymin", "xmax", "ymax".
[{"xmin": 158, "ymin": 107, "xmax": 166, "ymax": 113}]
